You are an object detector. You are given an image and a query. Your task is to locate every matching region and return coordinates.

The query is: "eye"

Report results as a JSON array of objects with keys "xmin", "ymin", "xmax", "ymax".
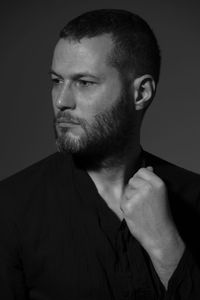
[
  {"xmin": 51, "ymin": 77, "xmax": 62, "ymax": 85},
  {"xmin": 77, "ymin": 80, "xmax": 96, "ymax": 87}
]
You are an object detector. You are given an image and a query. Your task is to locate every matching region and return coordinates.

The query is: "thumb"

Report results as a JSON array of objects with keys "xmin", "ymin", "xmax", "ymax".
[{"xmin": 146, "ymin": 166, "xmax": 154, "ymax": 172}]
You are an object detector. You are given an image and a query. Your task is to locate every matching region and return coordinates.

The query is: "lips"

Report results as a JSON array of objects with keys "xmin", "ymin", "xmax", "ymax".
[
  {"xmin": 56, "ymin": 118, "xmax": 79, "ymax": 125},
  {"xmin": 56, "ymin": 119, "xmax": 80, "ymax": 131}
]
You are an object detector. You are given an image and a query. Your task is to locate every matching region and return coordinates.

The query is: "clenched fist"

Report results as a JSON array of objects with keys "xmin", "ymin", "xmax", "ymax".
[{"xmin": 121, "ymin": 167, "xmax": 185, "ymax": 284}]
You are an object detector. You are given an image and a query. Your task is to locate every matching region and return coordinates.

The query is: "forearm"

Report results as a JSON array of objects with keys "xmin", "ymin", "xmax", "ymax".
[{"xmin": 147, "ymin": 228, "xmax": 185, "ymax": 289}]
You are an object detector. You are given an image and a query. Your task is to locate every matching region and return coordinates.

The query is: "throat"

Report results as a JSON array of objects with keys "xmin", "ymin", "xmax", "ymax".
[
  {"xmin": 92, "ymin": 175, "xmax": 125, "ymax": 221},
  {"xmin": 84, "ymin": 146, "xmax": 142, "ymax": 220},
  {"xmin": 87, "ymin": 163, "xmax": 124, "ymax": 218}
]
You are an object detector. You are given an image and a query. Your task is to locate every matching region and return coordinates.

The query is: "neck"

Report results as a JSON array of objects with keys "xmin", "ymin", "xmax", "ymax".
[
  {"xmin": 86, "ymin": 144, "xmax": 142, "ymax": 219},
  {"xmin": 88, "ymin": 144, "xmax": 142, "ymax": 185}
]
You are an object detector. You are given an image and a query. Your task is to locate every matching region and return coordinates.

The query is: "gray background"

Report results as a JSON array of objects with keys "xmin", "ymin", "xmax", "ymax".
[{"xmin": 0, "ymin": 0, "xmax": 200, "ymax": 180}]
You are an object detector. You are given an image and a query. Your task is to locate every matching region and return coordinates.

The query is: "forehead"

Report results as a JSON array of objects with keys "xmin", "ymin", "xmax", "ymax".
[{"xmin": 51, "ymin": 34, "xmax": 116, "ymax": 76}]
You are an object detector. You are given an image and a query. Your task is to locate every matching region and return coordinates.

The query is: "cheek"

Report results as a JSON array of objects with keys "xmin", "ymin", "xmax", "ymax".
[
  {"xmin": 95, "ymin": 81, "xmax": 122, "ymax": 112},
  {"xmin": 78, "ymin": 86, "xmax": 120, "ymax": 116},
  {"xmin": 74, "ymin": 92, "xmax": 102, "ymax": 118},
  {"xmin": 77, "ymin": 100, "xmax": 105, "ymax": 122}
]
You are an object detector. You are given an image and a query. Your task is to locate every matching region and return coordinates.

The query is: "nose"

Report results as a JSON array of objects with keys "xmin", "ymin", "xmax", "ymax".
[{"xmin": 54, "ymin": 82, "xmax": 76, "ymax": 111}]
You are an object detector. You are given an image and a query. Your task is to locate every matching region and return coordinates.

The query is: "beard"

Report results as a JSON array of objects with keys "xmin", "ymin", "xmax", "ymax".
[{"xmin": 54, "ymin": 84, "xmax": 138, "ymax": 170}]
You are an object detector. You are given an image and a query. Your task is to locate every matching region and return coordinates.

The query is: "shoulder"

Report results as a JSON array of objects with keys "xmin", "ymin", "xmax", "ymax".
[
  {"xmin": 0, "ymin": 152, "xmax": 72, "ymax": 187},
  {"xmin": 143, "ymin": 150, "xmax": 200, "ymax": 203},
  {"xmin": 0, "ymin": 152, "xmax": 73, "ymax": 220},
  {"xmin": 143, "ymin": 150, "xmax": 200, "ymax": 181}
]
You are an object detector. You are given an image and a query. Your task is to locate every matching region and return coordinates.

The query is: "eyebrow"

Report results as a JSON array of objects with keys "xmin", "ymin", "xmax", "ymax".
[
  {"xmin": 49, "ymin": 69, "xmax": 100, "ymax": 81},
  {"xmin": 49, "ymin": 70, "xmax": 63, "ymax": 78}
]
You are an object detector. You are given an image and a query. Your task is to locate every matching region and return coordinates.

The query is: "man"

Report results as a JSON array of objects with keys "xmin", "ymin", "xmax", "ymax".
[{"xmin": 0, "ymin": 8, "xmax": 200, "ymax": 300}]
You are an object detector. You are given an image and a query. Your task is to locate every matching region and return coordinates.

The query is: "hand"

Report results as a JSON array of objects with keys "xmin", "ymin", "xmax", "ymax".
[
  {"xmin": 120, "ymin": 166, "xmax": 185, "ymax": 287},
  {"xmin": 121, "ymin": 167, "xmax": 181, "ymax": 258}
]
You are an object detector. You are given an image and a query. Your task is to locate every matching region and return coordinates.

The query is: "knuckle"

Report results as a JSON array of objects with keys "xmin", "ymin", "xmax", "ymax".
[
  {"xmin": 124, "ymin": 185, "xmax": 133, "ymax": 198},
  {"xmin": 137, "ymin": 167, "xmax": 146, "ymax": 176},
  {"xmin": 142, "ymin": 182, "xmax": 152, "ymax": 193}
]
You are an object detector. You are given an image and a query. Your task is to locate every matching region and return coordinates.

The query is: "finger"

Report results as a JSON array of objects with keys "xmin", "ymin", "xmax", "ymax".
[
  {"xmin": 123, "ymin": 185, "xmax": 138, "ymax": 200},
  {"xmin": 128, "ymin": 176, "xmax": 146, "ymax": 189},
  {"xmin": 146, "ymin": 166, "xmax": 154, "ymax": 172},
  {"xmin": 134, "ymin": 167, "xmax": 161, "ymax": 185}
]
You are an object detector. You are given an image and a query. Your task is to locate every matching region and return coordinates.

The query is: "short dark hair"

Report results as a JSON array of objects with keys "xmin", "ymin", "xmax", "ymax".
[{"xmin": 60, "ymin": 9, "xmax": 161, "ymax": 84}]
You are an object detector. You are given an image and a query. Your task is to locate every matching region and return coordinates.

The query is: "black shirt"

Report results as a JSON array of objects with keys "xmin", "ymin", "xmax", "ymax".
[{"xmin": 0, "ymin": 151, "xmax": 200, "ymax": 299}]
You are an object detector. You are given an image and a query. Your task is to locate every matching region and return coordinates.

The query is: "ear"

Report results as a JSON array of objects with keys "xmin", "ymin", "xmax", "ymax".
[{"xmin": 132, "ymin": 75, "xmax": 156, "ymax": 111}]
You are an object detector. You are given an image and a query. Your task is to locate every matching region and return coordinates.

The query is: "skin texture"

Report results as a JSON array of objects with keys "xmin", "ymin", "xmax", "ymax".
[{"xmin": 51, "ymin": 34, "xmax": 185, "ymax": 289}]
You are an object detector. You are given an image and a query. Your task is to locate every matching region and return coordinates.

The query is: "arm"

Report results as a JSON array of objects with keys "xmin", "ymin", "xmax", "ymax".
[
  {"xmin": 165, "ymin": 248, "xmax": 200, "ymax": 299},
  {"xmin": 146, "ymin": 224, "xmax": 185, "ymax": 289},
  {"xmin": 121, "ymin": 167, "xmax": 200, "ymax": 297}
]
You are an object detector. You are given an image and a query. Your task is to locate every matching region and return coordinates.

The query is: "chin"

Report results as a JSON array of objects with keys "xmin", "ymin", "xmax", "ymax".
[{"xmin": 56, "ymin": 133, "xmax": 86, "ymax": 154}]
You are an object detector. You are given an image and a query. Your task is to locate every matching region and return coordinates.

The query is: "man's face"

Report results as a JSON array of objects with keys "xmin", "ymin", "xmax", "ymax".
[{"xmin": 51, "ymin": 34, "xmax": 137, "ymax": 160}]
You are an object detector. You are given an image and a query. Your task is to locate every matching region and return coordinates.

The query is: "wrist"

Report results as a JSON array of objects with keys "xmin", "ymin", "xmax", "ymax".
[
  {"xmin": 146, "ymin": 228, "xmax": 185, "ymax": 289},
  {"xmin": 148, "ymin": 228, "xmax": 185, "ymax": 267}
]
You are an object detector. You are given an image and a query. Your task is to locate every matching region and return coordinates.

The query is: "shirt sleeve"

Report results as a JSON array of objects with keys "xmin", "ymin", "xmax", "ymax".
[
  {"xmin": 164, "ymin": 248, "xmax": 200, "ymax": 300},
  {"xmin": 0, "ymin": 183, "xmax": 28, "ymax": 300}
]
